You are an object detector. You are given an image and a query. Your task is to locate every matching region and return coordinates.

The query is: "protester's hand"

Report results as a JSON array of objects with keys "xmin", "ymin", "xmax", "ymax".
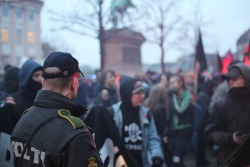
[
  {"xmin": 101, "ymin": 89, "xmax": 109, "ymax": 101},
  {"xmin": 0, "ymin": 97, "xmax": 16, "ymax": 108},
  {"xmin": 233, "ymin": 130, "xmax": 248, "ymax": 145},
  {"xmin": 6, "ymin": 96, "xmax": 16, "ymax": 105},
  {"xmin": 152, "ymin": 156, "xmax": 163, "ymax": 167},
  {"xmin": 162, "ymin": 136, "xmax": 168, "ymax": 144}
]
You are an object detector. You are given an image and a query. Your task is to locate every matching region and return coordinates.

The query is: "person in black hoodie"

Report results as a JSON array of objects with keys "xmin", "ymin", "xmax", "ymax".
[
  {"xmin": 12, "ymin": 59, "xmax": 43, "ymax": 115},
  {"xmin": 0, "ymin": 60, "xmax": 42, "ymax": 134},
  {"xmin": 206, "ymin": 63, "xmax": 250, "ymax": 166},
  {"xmin": 0, "ymin": 66, "xmax": 20, "ymax": 99},
  {"xmin": 0, "ymin": 66, "xmax": 20, "ymax": 134},
  {"xmin": 0, "ymin": 64, "xmax": 12, "ymax": 94},
  {"xmin": 108, "ymin": 78, "xmax": 164, "ymax": 167}
]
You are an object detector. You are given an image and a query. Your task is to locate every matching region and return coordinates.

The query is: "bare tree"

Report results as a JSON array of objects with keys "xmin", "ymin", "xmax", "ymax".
[
  {"xmin": 135, "ymin": 0, "xmax": 187, "ymax": 74},
  {"xmin": 135, "ymin": 0, "xmax": 212, "ymax": 74},
  {"xmin": 47, "ymin": 0, "xmax": 137, "ymax": 70},
  {"xmin": 47, "ymin": 0, "xmax": 109, "ymax": 70}
]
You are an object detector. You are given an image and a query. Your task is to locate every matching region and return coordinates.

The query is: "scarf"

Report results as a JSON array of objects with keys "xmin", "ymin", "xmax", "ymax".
[
  {"xmin": 172, "ymin": 90, "xmax": 192, "ymax": 130},
  {"xmin": 173, "ymin": 90, "xmax": 191, "ymax": 113}
]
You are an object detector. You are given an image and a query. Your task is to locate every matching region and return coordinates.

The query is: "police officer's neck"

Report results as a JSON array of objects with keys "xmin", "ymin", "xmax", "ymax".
[{"xmin": 63, "ymin": 90, "xmax": 75, "ymax": 99}]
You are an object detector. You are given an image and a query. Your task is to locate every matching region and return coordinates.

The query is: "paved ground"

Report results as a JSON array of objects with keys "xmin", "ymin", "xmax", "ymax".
[{"xmin": 184, "ymin": 150, "xmax": 217, "ymax": 167}]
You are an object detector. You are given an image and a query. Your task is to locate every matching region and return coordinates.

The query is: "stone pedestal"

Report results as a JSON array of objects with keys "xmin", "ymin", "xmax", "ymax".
[{"xmin": 104, "ymin": 28, "xmax": 145, "ymax": 76}]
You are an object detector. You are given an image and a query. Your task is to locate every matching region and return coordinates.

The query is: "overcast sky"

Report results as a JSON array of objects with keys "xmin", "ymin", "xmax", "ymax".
[{"xmin": 41, "ymin": 0, "xmax": 250, "ymax": 68}]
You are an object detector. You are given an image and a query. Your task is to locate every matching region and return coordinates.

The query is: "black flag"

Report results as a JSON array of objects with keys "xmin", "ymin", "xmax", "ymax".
[
  {"xmin": 85, "ymin": 106, "xmax": 140, "ymax": 167},
  {"xmin": 217, "ymin": 52, "xmax": 222, "ymax": 72},
  {"xmin": 195, "ymin": 29, "xmax": 207, "ymax": 85}
]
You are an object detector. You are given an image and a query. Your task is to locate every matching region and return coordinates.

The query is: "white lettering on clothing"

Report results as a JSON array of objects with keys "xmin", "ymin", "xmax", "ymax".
[
  {"xmin": 11, "ymin": 141, "xmax": 46, "ymax": 167},
  {"xmin": 13, "ymin": 141, "xmax": 23, "ymax": 157},
  {"xmin": 31, "ymin": 147, "xmax": 40, "ymax": 164},
  {"xmin": 125, "ymin": 144, "xmax": 142, "ymax": 150},
  {"xmin": 24, "ymin": 149, "xmax": 30, "ymax": 160}
]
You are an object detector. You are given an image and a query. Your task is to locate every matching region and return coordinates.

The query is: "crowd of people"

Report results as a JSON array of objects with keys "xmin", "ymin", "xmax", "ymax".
[{"xmin": 0, "ymin": 51, "xmax": 250, "ymax": 167}]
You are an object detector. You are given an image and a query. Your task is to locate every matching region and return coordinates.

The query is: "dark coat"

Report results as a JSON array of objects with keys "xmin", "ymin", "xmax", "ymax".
[
  {"xmin": 0, "ymin": 67, "xmax": 20, "ymax": 134},
  {"xmin": 0, "ymin": 103, "xmax": 20, "ymax": 134},
  {"xmin": 11, "ymin": 90, "xmax": 103, "ymax": 167},
  {"xmin": 206, "ymin": 63, "xmax": 250, "ymax": 165}
]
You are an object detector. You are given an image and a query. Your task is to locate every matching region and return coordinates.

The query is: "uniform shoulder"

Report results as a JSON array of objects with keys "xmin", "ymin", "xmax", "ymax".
[{"xmin": 58, "ymin": 109, "xmax": 85, "ymax": 130}]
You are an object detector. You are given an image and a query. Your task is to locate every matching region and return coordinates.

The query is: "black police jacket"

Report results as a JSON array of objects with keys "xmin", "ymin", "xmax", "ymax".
[{"xmin": 11, "ymin": 90, "xmax": 103, "ymax": 167}]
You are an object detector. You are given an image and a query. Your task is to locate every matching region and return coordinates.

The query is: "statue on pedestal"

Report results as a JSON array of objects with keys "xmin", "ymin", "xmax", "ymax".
[{"xmin": 110, "ymin": 0, "xmax": 136, "ymax": 28}]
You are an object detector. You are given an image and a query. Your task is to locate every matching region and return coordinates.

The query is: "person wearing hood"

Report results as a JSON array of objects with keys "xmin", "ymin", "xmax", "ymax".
[
  {"xmin": 11, "ymin": 52, "xmax": 103, "ymax": 167},
  {"xmin": 209, "ymin": 59, "xmax": 241, "ymax": 113},
  {"xmin": 0, "ymin": 66, "xmax": 20, "ymax": 98},
  {"xmin": 108, "ymin": 78, "xmax": 163, "ymax": 167},
  {"xmin": 206, "ymin": 63, "xmax": 250, "ymax": 166},
  {"xmin": 0, "ymin": 66, "xmax": 20, "ymax": 134},
  {"xmin": 0, "ymin": 60, "xmax": 41, "ymax": 140},
  {"xmin": 0, "ymin": 64, "xmax": 12, "ymax": 94},
  {"xmin": 11, "ymin": 59, "xmax": 43, "ymax": 115}
]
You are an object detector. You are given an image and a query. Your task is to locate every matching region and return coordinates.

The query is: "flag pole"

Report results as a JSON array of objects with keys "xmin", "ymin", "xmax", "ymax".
[
  {"xmin": 194, "ymin": 62, "xmax": 199, "ymax": 96},
  {"xmin": 194, "ymin": 28, "xmax": 199, "ymax": 96}
]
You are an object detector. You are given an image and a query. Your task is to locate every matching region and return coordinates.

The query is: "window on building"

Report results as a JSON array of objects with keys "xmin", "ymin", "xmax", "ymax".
[
  {"xmin": 29, "ymin": 9, "xmax": 35, "ymax": 21},
  {"xmin": 2, "ymin": 2, "xmax": 9, "ymax": 17},
  {"xmin": 27, "ymin": 31, "xmax": 34, "ymax": 45},
  {"xmin": 16, "ymin": 6, "xmax": 23, "ymax": 19},
  {"xmin": 1, "ymin": 28, "xmax": 9, "ymax": 43},
  {"xmin": 16, "ymin": 29, "xmax": 22, "ymax": 44}
]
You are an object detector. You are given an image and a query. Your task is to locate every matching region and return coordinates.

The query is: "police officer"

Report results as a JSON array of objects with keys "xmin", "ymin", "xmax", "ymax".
[{"xmin": 11, "ymin": 52, "xmax": 103, "ymax": 167}]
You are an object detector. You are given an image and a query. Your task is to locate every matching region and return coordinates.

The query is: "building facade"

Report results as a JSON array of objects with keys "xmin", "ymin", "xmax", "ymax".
[
  {"xmin": 236, "ymin": 28, "xmax": 250, "ymax": 60},
  {"xmin": 0, "ymin": 0, "xmax": 43, "ymax": 74}
]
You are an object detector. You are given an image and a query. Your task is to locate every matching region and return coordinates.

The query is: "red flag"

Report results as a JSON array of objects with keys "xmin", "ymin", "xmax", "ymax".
[
  {"xmin": 243, "ymin": 56, "xmax": 250, "ymax": 66},
  {"xmin": 244, "ymin": 42, "xmax": 250, "ymax": 55},
  {"xmin": 243, "ymin": 42, "xmax": 250, "ymax": 66},
  {"xmin": 221, "ymin": 51, "xmax": 233, "ymax": 74}
]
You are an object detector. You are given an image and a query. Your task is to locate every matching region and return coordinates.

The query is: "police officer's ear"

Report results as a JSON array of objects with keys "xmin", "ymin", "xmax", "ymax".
[
  {"xmin": 71, "ymin": 77, "xmax": 79, "ymax": 92},
  {"xmin": 41, "ymin": 78, "xmax": 44, "ymax": 87},
  {"xmin": 70, "ymin": 77, "xmax": 79, "ymax": 99}
]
